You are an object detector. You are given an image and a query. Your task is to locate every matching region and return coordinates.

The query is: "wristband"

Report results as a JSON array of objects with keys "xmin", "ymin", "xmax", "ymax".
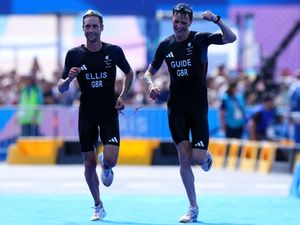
[
  {"xmin": 67, "ymin": 77, "xmax": 73, "ymax": 83},
  {"xmin": 213, "ymin": 15, "xmax": 221, "ymax": 24}
]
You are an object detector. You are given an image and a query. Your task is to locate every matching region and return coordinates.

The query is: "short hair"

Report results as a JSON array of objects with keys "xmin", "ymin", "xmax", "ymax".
[
  {"xmin": 227, "ymin": 81, "xmax": 238, "ymax": 96},
  {"xmin": 82, "ymin": 9, "xmax": 103, "ymax": 26},
  {"xmin": 262, "ymin": 93, "xmax": 273, "ymax": 102},
  {"xmin": 172, "ymin": 3, "xmax": 193, "ymax": 21}
]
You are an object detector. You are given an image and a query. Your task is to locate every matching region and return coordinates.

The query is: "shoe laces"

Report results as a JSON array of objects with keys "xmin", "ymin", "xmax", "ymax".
[
  {"xmin": 205, "ymin": 154, "xmax": 212, "ymax": 165},
  {"xmin": 103, "ymin": 168, "xmax": 112, "ymax": 178},
  {"xmin": 93, "ymin": 204, "xmax": 102, "ymax": 212},
  {"xmin": 186, "ymin": 207, "xmax": 198, "ymax": 218}
]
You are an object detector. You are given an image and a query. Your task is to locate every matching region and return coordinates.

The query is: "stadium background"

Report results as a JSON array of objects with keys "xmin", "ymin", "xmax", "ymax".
[
  {"xmin": 0, "ymin": 0, "xmax": 300, "ymax": 170},
  {"xmin": 0, "ymin": 1, "xmax": 300, "ymax": 225}
]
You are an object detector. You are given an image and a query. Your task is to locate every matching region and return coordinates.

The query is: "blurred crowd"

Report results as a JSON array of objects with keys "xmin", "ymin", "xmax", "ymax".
[{"xmin": 0, "ymin": 57, "xmax": 300, "ymax": 143}]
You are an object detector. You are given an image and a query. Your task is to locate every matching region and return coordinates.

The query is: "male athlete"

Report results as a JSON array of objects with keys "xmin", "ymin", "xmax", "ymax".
[
  {"xmin": 58, "ymin": 10, "xmax": 133, "ymax": 221},
  {"xmin": 144, "ymin": 3, "xmax": 236, "ymax": 223}
]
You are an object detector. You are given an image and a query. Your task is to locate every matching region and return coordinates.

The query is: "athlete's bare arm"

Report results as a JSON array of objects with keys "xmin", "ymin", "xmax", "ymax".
[
  {"xmin": 115, "ymin": 68, "xmax": 134, "ymax": 110},
  {"xmin": 58, "ymin": 67, "xmax": 81, "ymax": 93},
  {"xmin": 201, "ymin": 10, "xmax": 236, "ymax": 43},
  {"xmin": 144, "ymin": 65, "xmax": 160, "ymax": 100}
]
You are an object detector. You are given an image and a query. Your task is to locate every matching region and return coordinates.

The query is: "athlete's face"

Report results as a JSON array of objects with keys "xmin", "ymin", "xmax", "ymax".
[
  {"xmin": 172, "ymin": 12, "xmax": 192, "ymax": 41},
  {"xmin": 83, "ymin": 16, "xmax": 103, "ymax": 44}
]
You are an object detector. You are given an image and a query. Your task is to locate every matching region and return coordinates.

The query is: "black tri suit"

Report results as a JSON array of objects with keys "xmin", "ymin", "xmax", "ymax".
[
  {"xmin": 150, "ymin": 31, "xmax": 224, "ymax": 149},
  {"xmin": 62, "ymin": 43, "xmax": 131, "ymax": 151}
]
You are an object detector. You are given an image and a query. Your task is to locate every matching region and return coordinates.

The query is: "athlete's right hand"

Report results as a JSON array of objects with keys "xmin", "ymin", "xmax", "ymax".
[
  {"xmin": 201, "ymin": 10, "xmax": 214, "ymax": 22},
  {"xmin": 68, "ymin": 67, "xmax": 81, "ymax": 81},
  {"xmin": 149, "ymin": 87, "xmax": 160, "ymax": 100}
]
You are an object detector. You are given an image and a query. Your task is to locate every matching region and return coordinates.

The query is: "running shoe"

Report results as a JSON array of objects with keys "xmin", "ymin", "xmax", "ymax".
[
  {"xmin": 98, "ymin": 153, "xmax": 114, "ymax": 187},
  {"xmin": 179, "ymin": 206, "xmax": 199, "ymax": 223},
  {"xmin": 201, "ymin": 151, "xmax": 213, "ymax": 172},
  {"xmin": 90, "ymin": 204, "xmax": 106, "ymax": 221}
]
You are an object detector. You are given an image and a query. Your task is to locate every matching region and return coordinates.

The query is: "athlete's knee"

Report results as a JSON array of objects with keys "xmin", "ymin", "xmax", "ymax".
[
  {"xmin": 103, "ymin": 145, "xmax": 119, "ymax": 168},
  {"xmin": 177, "ymin": 140, "xmax": 190, "ymax": 148},
  {"xmin": 178, "ymin": 148, "xmax": 192, "ymax": 166},
  {"xmin": 84, "ymin": 160, "xmax": 97, "ymax": 172},
  {"xmin": 179, "ymin": 150, "xmax": 190, "ymax": 162},
  {"xmin": 192, "ymin": 149, "xmax": 209, "ymax": 165}
]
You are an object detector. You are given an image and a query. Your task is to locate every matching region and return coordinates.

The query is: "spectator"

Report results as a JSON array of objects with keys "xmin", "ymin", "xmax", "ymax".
[
  {"xmin": 219, "ymin": 81, "xmax": 246, "ymax": 138},
  {"xmin": 289, "ymin": 71, "xmax": 300, "ymax": 144},
  {"xmin": 40, "ymin": 79, "xmax": 58, "ymax": 104},
  {"xmin": 247, "ymin": 94, "xmax": 277, "ymax": 141},
  {"xmin": 17, "ymin": 74, "xmax": 44, "ymax": 136}
]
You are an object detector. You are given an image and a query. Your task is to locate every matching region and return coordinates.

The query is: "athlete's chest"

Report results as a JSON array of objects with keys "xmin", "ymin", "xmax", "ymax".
[
  {"xmin": 78, "ymin": 52, "xmax": 115, "ymax": 71},
  {"xmin": 75, "ymin": 51, "xmax": 116, "ymax": 89},
  {"xmin": 164, "ymin": 41, "xmax": 199, "ymax": 65},
  {"xmin": 164, "ymin": 41, "xmax": 199, "ymax": 77}
]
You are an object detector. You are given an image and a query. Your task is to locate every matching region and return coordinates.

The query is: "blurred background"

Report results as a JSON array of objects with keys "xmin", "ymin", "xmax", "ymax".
[{"xmin": 0, "ymin": 0, "xmax": 300, "ymax": 176}]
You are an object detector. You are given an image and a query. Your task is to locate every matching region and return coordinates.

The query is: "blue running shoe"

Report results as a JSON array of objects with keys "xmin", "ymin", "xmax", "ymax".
[
  {"xmin": 98, "ymin": 153, "xmax": 114, "ymax": 187},
  {"xmin": 201, "ymin": 151, "xmax": 213, "ymax": 172}
]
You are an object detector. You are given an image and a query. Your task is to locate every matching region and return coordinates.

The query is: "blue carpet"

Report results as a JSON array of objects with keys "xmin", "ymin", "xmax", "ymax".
[{"xmin": 0, "ymin": 195, "xmax": 299, "ymax": 225}]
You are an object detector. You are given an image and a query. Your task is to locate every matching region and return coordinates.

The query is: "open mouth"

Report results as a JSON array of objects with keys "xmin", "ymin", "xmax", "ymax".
[{"xmin": 175, "ymin": 29, "xmax": 185, "ymax": 35}]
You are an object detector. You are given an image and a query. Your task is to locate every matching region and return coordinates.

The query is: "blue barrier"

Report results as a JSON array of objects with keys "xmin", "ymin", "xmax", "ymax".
[
  {"xmin": 119, "ymin": 107, "xmax": 221, "ymax": 140},
  {"xmin": 0, "ymin": 105, "xmax": 292, "ymax": 162},
  {"xmin": 0, "ymin": 106, "xmax": 222, "ymax": 160},
  {"xmin": 0, "ymin": 106, "xmax": 222, "ymax": 139}
]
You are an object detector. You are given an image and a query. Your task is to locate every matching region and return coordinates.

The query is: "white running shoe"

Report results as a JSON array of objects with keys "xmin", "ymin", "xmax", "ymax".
[
  {"xmin": 98, "ymin": 153, "xmax": 114, "ymax": 187},
  {"xmin": 90, "ymin": 204, "xmax": 106, "ymax": 221},
  {"xmin": 201, "ymin": 151, "xmax": 213, "ymax": 172},
  {"xmin": 179, "ymin": 206, "xmax": 199, "ymax": 223}
]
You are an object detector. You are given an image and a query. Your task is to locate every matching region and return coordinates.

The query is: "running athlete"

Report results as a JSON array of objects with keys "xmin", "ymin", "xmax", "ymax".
[
  {"xmin": 144, "ymin": 3, "xmax": 236, "ymax": 223},
  {"xmin": 58, "ymin": 10, "xmax": 133, "ymax": 221}
]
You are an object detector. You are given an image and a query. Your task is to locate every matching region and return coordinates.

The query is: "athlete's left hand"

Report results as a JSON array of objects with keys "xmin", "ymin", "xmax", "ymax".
[
  {"xmin": 115, "ymin": 97, "xmax": 125, "ymax": 111},
  {"xmin": 149, "ymin": 87, "xmax": 160, "ymax": 100}
]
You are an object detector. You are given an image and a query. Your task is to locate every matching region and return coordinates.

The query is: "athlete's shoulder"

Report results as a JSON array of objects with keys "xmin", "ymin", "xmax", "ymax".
[
  {"xmin": 160, "ymin": 35, "xmax": 175, "ymax": 46},
  {"xmin": 194, "ymin": 31, "xmax": 213, "ymax": 39},
  {"xmin": 102, "ymin": 42, "xmax": 126, "ymax": 58},
  {"xmin": 156, "ymin": 35, "xmax": 175, "ymax": 53},
  {"xmin": 102, "ymin": 42, "xmax": 123, "ymax": 52},
  {"xmin": 66, "ymin": 45, "xmax": 87, "ymax": 56},
  {"xmin": 101, "ymin": 42, "xmax": 128, "ymax": 65}
]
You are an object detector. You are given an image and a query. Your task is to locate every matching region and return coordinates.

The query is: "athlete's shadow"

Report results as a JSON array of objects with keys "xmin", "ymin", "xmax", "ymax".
[
  {"xmin": 198, "ymin": 222, "xmax": 253, "ymax": 225},
  {"xmin": 98, "ymin": 220, "xmax": 253, "ymax": 225},
  {"xmin": 100, "ymin": 221, "xmax": 172, "ymax": 225}
]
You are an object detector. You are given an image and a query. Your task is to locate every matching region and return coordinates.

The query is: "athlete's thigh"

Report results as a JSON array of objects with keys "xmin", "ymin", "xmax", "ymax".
[
  {"xmin": 168, "ymin": 108, "xmax": 189, "ymax": 145},
  {"xmin": 99, "ymin": 116, "xmax": 120, "ymax": 146},
  {"xmin": 78, "ymin": 117, "xmax": 99, "ymax": 152},
  {"xmin": 189, "ymin": 109, "xmax": 209, "ymax": 150}
]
